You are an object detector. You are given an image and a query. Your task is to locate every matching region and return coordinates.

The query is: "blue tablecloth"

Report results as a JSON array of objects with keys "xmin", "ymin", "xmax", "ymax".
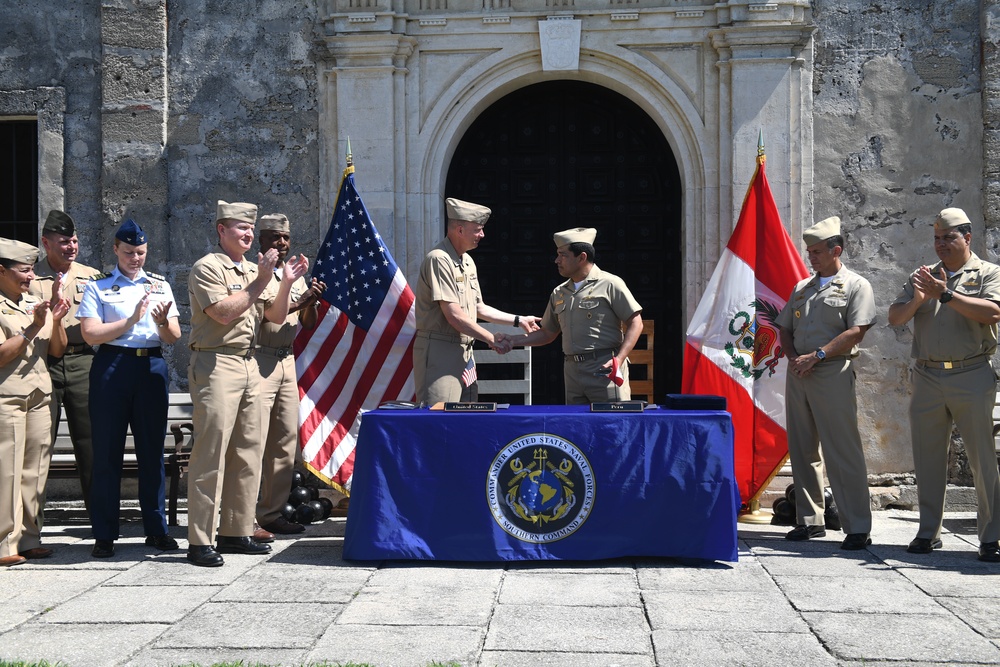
[{"xmin": 344, "ymin": 405, "xmax": 739, "ymax": 562}]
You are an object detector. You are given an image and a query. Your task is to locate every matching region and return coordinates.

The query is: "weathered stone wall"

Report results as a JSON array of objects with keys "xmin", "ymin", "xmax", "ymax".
[
  {"xmin": 811, "ymin": 0, "xmax": 984, "ymax": 475},
  {"xmin": 0, "ymin": 1, "xmax": 103, "ymax": 268}
]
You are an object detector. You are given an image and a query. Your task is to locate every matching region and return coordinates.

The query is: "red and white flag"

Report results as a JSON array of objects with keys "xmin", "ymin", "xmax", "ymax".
[
  {"xmin": 295, "ymin": 166, "xmax": 416, "ymax": 495},
  {"xmin": 682, "ymin": 151, "xmax": 808, "ymax": 506}
]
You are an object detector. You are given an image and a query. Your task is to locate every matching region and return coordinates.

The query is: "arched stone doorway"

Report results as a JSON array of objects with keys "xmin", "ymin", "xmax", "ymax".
[{"xmin": 445, "ymin": 80, "xmax": 682, "ymax": 405}]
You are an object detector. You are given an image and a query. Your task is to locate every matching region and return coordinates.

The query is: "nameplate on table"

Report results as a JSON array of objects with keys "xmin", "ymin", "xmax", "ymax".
[
  {"xmin": 590, "ymin": 401, "xmax": 645, "ymax": 413},
  {"xmin": 443, "ymin": 402, "xmax": 497, "ymax": 412}
]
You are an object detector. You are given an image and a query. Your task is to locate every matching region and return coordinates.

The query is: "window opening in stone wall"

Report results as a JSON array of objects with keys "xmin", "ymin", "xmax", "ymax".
[{"xmin": 0, "ymin": 119, "xmax": 39, "ymax": 245}]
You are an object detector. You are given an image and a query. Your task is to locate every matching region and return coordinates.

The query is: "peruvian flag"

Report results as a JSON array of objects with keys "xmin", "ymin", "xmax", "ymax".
[{"xmin": 682, "ymin": 152, "xmax": 808, "ymax": 506}]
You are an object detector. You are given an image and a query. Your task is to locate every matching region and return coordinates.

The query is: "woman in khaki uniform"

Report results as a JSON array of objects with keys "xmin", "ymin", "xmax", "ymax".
[{"xmin": 0, "ymin": 238, "xmax": 69, "ymax": 567}]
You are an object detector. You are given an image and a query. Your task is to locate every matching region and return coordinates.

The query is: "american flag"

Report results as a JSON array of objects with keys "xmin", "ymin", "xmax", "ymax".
[
  {"xmin": 461, "ymin": 356, "xmax": 477, "ymax": 388},
  {"xmin": 294, "ymin": 167, "xmax": 416, "ymax": 495}
]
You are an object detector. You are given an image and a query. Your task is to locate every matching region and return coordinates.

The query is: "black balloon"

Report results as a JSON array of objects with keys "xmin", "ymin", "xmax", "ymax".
[
  {"xmin": 289, "ymin": 486, "xmax": 311, "ymax": 507},
  {"xmin": 785, "ymin": 484, "xmax": 796, "ymax": 506},
  {"xmin": 317, "ymin": 497, "xmax": 334, "ymax": 514},
  {"xmin": 308, "ymin": 486, "xmax": 320, "ymax": 500},
  {"xmin": 294, "ymin": 503, "xmax": 317, "ymax": 524},
  {"xmin": 280, "ymin": 503, "xmax": 296, "ymax": 521},
  {"xmin": 291, "ymin": 471, "xmax": 304, "ymax": 489}
]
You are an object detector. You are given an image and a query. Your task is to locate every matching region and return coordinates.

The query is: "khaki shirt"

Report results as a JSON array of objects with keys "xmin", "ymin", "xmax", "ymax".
[
  {"xmin": 257, "ymin": 273, "xmax": 308, "ymax": 350},
  {"xmin": 540, "ymin": 265, "xmax": 642, "ymax": 355},
  {"xmin": 776, "ymin": 265, "xmax": 877, "ymax": 357},
  {"xmin": 29, "ymin": 257, "xmax": 101, "ymax": 346},
  {"xmin": 0, "ymin": 292, "xmax": 54, "ymax": 395},
  {"xmin": 892, "ymin": 253, "xmax": 1000, "ymax": 361},
  {"xmin": 415, "ymin": 238, "xmax": 480, "ymax": 344},
  {"xmin": 188, "ymin": 249, "xmax": 273, "ymax": 350}
]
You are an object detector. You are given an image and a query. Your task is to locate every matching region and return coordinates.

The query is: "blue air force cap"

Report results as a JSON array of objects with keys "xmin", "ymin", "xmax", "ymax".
[{"xmin": 115, "ymin": 219, "xmax": 147, "ymax": 246}]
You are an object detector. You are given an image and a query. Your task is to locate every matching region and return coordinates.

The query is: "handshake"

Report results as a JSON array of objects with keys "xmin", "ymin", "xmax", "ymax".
[{"xmin": 490, "ymin": 316, "xmax": 540, "ymax": 355}]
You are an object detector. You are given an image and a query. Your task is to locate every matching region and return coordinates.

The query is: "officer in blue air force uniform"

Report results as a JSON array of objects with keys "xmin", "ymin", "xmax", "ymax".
[{"xmin": 77, "ymin": 219, "xmax": 182, "ymax": 558}]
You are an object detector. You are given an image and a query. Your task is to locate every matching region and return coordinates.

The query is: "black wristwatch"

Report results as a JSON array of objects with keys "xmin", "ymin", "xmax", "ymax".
[
  {"xmin": 940, "ymin": 289, "xmax": 954, "ymax": 304},
  {"xmin": 513, "ymin": 315, "xmax": 520, "ymax": 328}
]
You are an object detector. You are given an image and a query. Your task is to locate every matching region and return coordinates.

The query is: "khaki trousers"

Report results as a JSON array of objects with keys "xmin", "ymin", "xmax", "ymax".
[
  {"xmin": 0, "ymin": 389, "xmax": 51, "ymax": 556},
  {"xmin": 563, "ymin": 355, "xmax": 631, "ymax": 405},
  {"xmin": 413, "ymin": 336, "xmax": 476, "ymax": 404},
  {"xmin": 785, "ymin": 357, "xmax": 872, "ymax": 535},
  {"xmin": 186, "ymin": 350, "xmax": 264, "ymax": 546},
  {"xmin": 256, "ymin": 353, "xmax": 300, "ymax": 525},
  {"xmin": 911, "ymin": 361, "xmax": 1000, "ymax": 543}
]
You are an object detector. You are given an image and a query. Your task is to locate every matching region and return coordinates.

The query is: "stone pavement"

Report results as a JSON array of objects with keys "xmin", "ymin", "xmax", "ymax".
[{"xmin": 2, "ymin": 505, "xmax": 1000, "ymax": 667}]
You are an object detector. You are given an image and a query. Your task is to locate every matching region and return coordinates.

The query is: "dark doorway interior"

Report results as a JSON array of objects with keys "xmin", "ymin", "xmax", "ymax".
[
  {"xmin": 445, "ymin": 80, "xmax": 682, "ymax": 405},
  {"xmin": 0, "ymin": 119, "xmax": 39, "ymax": 244}
]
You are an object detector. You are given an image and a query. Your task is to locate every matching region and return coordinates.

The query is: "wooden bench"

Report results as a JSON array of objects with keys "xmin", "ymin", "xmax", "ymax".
[{"xmin": 48, "ymin": 392, "xmax": 195, "ymax": 526}]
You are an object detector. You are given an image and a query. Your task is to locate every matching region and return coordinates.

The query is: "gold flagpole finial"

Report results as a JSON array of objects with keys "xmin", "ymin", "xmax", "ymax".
[
  {"xmin": 344, "ymin": 136, "xmax": 355, "ymax": 177},
  {"xmin": 756, "ymin": 128, "xmax": 766, "ymax": 166}
]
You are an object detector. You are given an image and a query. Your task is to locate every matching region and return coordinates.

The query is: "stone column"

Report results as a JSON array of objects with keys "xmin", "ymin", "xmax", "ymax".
[
  {"xmin": 710, "ymin": 23, "xmax": 815, "ymax": 240},
  {"xmin": 321, "ymin": 33, "xmax": 415, "ymax": 259},
  {"xmin": 100, "ymin": 0, "xmax": 168, "ymax": 263}
]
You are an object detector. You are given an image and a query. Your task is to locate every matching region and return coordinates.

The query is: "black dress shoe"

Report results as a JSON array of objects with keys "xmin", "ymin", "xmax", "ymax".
[
  {"xmin": 907, "ymin": 537, "xmax": 943, "ymax": 554},
  {"xmin": 92, "ymin": 540, "xmax": 115, "ymax": 558},
  {"xmin": 841, "ymin": 533, "xmax": 872, "ymax": 550},
  {"xmin": 187, "ymin": 545, "xmax": 224, "ymax": 567},
  {"xmin": 979, "ymin": 541, "xmax": 1000, "ymax": 562},
  {"xmin": 215, "ymin": 536, "xmax": 272, "ymax": 555},
  {"xmin": 785, "ymin": 525, "xmax": 826, "ymax": 541},
  {"xmin": 145, "ymin": 535, "xmax": 179, "ymax": 551}
]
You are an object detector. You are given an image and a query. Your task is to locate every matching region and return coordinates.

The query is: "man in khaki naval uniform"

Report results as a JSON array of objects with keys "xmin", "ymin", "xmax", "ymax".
[
  {"xmin": 254, "ymin": 214, "xmax": 323, "ymax": 538},
  {"xmin": 0, "ymin": 238, "xmax": 69, "ymax": 566},
  {"xmin": 888, "ymin": 207, "xmax": 1000, "ymax": 562},
  {"xmin": 185, "ymin": 201, "xmax": 308, "ymax": 567},
  {"xmin": 505, "ymin": 228, "xmax": 643, "ymax": 404},
  {"xmin": 775, "ymin": 216, "xmax": 876, "ymax": 550},
  {"xmin": 413, "ymin": 197, "xmax": 539, "ymax": 404},
  {"xmin": 29, "ymin": 210, "xmax": 102, "ymax": 516}
]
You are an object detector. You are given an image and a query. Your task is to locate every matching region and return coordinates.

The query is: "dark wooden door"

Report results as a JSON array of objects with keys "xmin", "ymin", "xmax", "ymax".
[{"xmin": 445, "ymin": 80, "xmax": 682, "ymax": 405}]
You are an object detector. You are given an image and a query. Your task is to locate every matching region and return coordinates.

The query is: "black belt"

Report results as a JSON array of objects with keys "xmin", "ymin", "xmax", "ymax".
[
  {"xmin": 100, "ymin": 345, "xmax": 162, "ymax": 357},
  {"xmin": 258, "ymin": 345, "xmax": 292, "ymax": 359},
  {"xmin": 64, "ymin": 344, "xmax": 95, "ymax": 355},
  {"xmin": 916, "ymin": 356, "xmax": 988, "ymax": 371},
  {"xmin": 566, "ymin": 348, "xmax": 617, "ymax": 362}
]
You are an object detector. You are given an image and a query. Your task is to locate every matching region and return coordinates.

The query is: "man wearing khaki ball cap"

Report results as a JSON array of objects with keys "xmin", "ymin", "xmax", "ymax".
[
  {"xmin": 185, "ymin": 200, "xmax": 309, "ymax": 567},
  {"xmin": 889, "ymin": 207, "xmax": 1000, "ymax": 562},
  {"xmin": 776, "ymin": 215, "xmax": 875, "ymax": 550},
  {"xmin": 501, "ymin": 227, "xmax": 643, "ymax": 404},
  {"xmin": 413, "ymin": 197, "xmax": 540, "ymax": 404}
]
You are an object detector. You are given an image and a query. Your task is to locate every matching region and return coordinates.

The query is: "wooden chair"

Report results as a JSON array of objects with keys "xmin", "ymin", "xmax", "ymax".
[
  {"xmin": 472, "ymin": 322, "xmax": 532, "ymax": 404},
  {"xmin": 628, "ymin": 319, "xmax": 655, "ymax": 402}
]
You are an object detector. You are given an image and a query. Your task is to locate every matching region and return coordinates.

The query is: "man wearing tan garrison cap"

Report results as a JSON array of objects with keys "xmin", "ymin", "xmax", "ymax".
[
  {"xmin": 413, "ymin": 197, "xmax": 539, "ymax": 404},
  {"xmin": 504, "ymin": 227, "xmax": 643, "ymax": 404},
  {"xmin": 889, "ymin": 207, "xmax": 1000, "ymax": 562},
  {"xmin": 30, "ymin": 210, "xmax": 102, "ymax": 519},
  {"xmin": 185, "ymin": 201, "xmax": 309, "ymax": 567},
  {"xmin": 776, "ymin": 216, "xmax": 876, "ymax": 550},
  {"xmin": 253, "ymin": 213, "xmax": 324, "ymax": 540}
]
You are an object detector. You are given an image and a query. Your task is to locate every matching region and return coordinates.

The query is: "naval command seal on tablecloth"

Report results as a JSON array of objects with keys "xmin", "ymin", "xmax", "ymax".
[{"xmin": 486, "ymin": 433, "xmax": 595, "ymax": 543}]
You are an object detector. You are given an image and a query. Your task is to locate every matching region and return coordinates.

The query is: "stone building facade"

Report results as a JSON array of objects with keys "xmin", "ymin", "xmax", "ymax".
[{"xmin": 1, "ymin": 0, "xmax": 997, "ymax": 482}]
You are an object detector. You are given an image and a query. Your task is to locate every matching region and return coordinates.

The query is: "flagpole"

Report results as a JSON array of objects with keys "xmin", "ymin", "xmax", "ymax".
[{"xmin": 737, "ymin": 129, "xmax": 779, "ymax": 526}]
